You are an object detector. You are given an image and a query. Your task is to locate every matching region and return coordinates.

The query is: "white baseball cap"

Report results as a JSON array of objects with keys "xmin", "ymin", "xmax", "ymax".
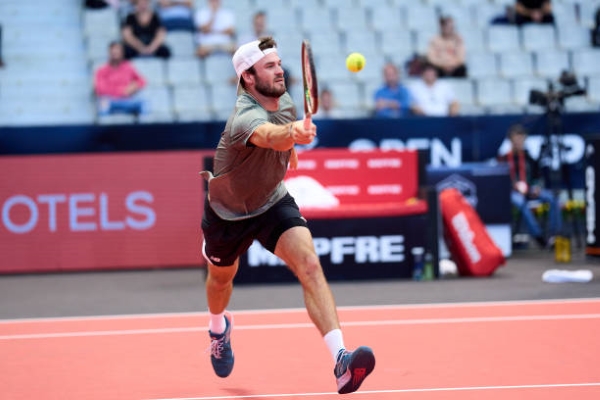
[{"xmin": 232, "ymin": 40, "xmax": 278, "ymax": 80}]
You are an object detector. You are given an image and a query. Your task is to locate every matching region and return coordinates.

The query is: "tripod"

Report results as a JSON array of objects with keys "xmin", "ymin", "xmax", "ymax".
[{"xmin": 537, "ymin": 93, "xmax": 582, "ymax": 248}]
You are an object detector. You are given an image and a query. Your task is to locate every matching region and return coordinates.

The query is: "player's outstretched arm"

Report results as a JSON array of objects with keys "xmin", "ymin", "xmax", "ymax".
[{"xmin": 249, "ymin": 121, "xmax": 315, "ymax": 151}]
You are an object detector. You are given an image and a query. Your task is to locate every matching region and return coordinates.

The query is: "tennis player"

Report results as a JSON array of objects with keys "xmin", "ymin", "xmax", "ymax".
[{"xmin": 199, "ymin": 36, "xmax": 375, "ymax": 394}]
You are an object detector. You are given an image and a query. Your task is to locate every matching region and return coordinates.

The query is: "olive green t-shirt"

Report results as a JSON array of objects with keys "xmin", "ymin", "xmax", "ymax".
[{"xmin": 202, "ymin": 91, "xmax": 297, "ymax": 220}]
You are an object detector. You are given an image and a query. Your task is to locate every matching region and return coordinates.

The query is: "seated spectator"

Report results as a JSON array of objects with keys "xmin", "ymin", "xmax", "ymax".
[
  {"xmin": 314, "ymin": 88, "xmax": 345, "ymax": 120},
  {"xmin": 426, "ymin": 16, "xmax": 467, "ymax": 78},
  {"xmin": 194, "ymin": 0, "xmax": 236, "ymax": 58},
  {"xmin": 237, "ymin": 10, "xmax": 272, "ymax": 47},
  {"xmin": 122, "ymin": 0, "xmax": 171, "ymax": 59},
  {"xmin": 94, "ymin": 41, "xmax": 148, "ymax": 116},
  {"xmin": 373, "ymin": 63, "xmax": 422, "ymax": 118},
  {"xmin": 497, "ymin": 124, "xmax": 562, "ymax": 248},
  {"xmin": 409, "ymin": 63, "xmax": 459, "ymax": 117},
  {"xmin": 515, "ymin": 0, "xmax": 554, "ymax": 26},
  {"xmin": 156, "ymin": 0, "xmax": 195, "ymax": 32}
]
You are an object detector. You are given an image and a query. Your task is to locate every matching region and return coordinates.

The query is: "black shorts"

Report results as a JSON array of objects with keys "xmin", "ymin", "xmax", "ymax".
[{"xmin": 201, "ymin": 193, "xmax": 308, "ymax": 266}]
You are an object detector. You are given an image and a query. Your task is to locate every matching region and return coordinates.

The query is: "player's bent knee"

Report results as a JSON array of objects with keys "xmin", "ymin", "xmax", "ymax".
[{"xmin": 295, "ymin": 253, "xmax": 324, "ymax": 282}]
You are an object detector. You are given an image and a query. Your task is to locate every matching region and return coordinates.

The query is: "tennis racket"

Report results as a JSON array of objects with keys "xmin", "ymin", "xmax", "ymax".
[{"xmin": 301, "ymin": 39, "xmax": 319, "ymax": 130}]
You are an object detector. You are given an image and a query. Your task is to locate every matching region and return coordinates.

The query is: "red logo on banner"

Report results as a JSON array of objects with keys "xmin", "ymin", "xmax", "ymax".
[{"xmin": 0, "ymin": 151, "xmax": 210, "ymax": 273}]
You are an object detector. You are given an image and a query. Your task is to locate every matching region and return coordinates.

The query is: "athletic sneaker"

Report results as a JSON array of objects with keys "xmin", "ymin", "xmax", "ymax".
[
  {"xmin": 334, "ymin": 346, "xmax": 375, "ymax": 394},
  {"xmin": 208, "ymin": 315, "xmax": 234, "ymax": 378}
]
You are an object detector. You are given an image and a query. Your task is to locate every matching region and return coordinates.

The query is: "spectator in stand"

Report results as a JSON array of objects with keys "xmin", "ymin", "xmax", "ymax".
[
  {"xmin": 314, "ymin": 88, "xmax": 345, "ymax": 120},
  {"xmin": 515, "ymin": 0, "xmax": 554, "ymax": 26},
  {"xmin": 122, "ymin": 0, "xmax": 171, "ymax": 59},
  {"xmin": 194, "ymin": 0, "xmax": 236, "ymax": 58},
  {"xmin": 426, "ymin": 16, "xmax": 467, "ymax": 78},
  {"xmin": 94, "ymin": 41, "xmax": 147, "ymax": 116},
  {"xmin": 156, "ymin": 0, "xmax": 195, "ymax": 32},
  {"xmin": 497, "ymin": 124, "xmax": 562, "ymax": 249},
  {"xmin": 409, "ymin": 63, "xmax": 459, "ymax": 117},
  {"xmin": 373, "ymin": 62, "xmax": 422, "ymax": 118},
  {"xmin": 237, "ymin": 10, "xmax": 272, "ymax": 47}
]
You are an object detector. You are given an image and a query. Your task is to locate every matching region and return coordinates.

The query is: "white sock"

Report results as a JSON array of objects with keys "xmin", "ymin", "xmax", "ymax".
[
  {"xmin": 209, "ymin": 311, "xmax": 226, "ymax": 334},
  {"xmin": 324, "ymin": 329, "xmax": 345, "ymax": 363}
]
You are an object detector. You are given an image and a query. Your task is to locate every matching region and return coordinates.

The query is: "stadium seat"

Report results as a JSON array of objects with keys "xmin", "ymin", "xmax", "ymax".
[
  {"xmin": 83, "ymin": 8, "xmax": 119, "ymax": 39},
  {"xmin": 571, "ymin": 49, "xmax": 600, "ymax": 77},
  {"xmin": 414, "ymin": 29, "xmax": 438, "ymax": 54},
  {"xmin": 342, "ymin": 31, "xmax": 381, "ymax": 58},
  {"xmin": 436, "ymin": 4, "xmax": 475, "ymax": 31},
  {"xmin": 512, "ymin": 77, "xmax": 549, "ymax": 106},
  {"xmin": 461, "ymin": 28, "xmax": 486, "ymax": 53},
  {"xmin": 164, "ymin": 32, "xmax": 196, "ymax": 59},
  {"xmin": 563, "ymin": 96, "xmax": 599, "ymax": 113},
  {"xmin": 473, "ymin": 3, "xmax": 505, "ymax": 28},
  {"xmin": 369, "ymin": 4, "xmax": 404, "ymax": 32},
  {"xmin": 444, "ymin": 79, "xmax": 475, "ymax": 106},
  {"xmin": 143, "ymin": 86, "xmax": 173, "ymax": 115},
  {"xmin": 173, "ymin": 85, "xmax": 211, "ymax": 115},
  {"xmin": 334, "ymin": 7, "xmax": 369, "ymax": 33},
  {"xmin": 498, "ymin": 52, "xmax": 534, "ymax": 78},
  {"xmin": 380, "ymin": 31, "xmax": 414, "ymax": 60},
  {"xmin": 265, "ymin": 7, "xmax": 301, "ymax": 35},
  {"xmin": 476, "ymin": 78, "xmax": 512, "ymax": 106},
  {"xmin": 534, "ymin": 51, "xmax": 571, "ymax": 79},
  {"xmin": 166, "ymin": 59, "xmax": 202, "ymax": 87},
  {"xmin": 405, "ymin": 5, "xmax": 439, "ymax": 32},
  {"xmin": 552, "ymin": 2, "xmax": 578, "ymax": 27},
  {"xmin": 203, "ymin": 55, "xmax": 236, "ymax": 85},
  {"xmin": 327, "ymin": 81, "xmax": 365, "ymax": 110},
  {"xmin": 307, "ymin": 32, "xmax": 344, "ymax": 59},
  {"xmin": 466, "ymin": 53, "xmax": 498, "ymax": 79},
  {"xmin": 298, "ymin": 8, "xmax": 335, "ymax": 36},
  {"xmin": 557, "ymin": 27, "xmax": 593, "ymax": 50},
  {"xmin": 588, "ymin": 77, "xmax": 600, "ymax": 103},
  {"xmin": 131, "ymin": 58, "xmax": 166, "ymax": 87},
  {"xmin": 487, "ymin": 26, "xmax": 521, "ymax": 53},
  {"xmin": 210, "ymin": 84, "xmax": 238, "ymax": 117},
  {"xmin": 521, "ymin": 25, "xmax": 556, "ymax": 51}
]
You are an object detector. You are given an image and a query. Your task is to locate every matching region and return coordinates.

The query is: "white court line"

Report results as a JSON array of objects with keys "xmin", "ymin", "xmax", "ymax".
[
  {"xmin": 1, "ymin": 297, "xmax": 599, "ymax": 324},
  {"xmin": 2, "ymin": 313, "xmax": 600, "ymax": 341},
  {"xmin": 149, "ymin": 382, "xmax": 600, "ymax": 400}
]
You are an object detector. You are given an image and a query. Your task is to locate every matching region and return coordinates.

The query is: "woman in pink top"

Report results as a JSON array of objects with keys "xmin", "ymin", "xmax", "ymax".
[
  {"xmin": 426, "ymin": 16, "xmax": 467, "ymax": 78},
  {"xmin": 94, "ymin": 41, "xmax": 148, "ymax": 116}
]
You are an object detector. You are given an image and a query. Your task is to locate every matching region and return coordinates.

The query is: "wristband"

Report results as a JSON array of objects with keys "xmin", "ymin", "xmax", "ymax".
[{"xmin": 288, "ymin": 122, "xmax": 294, "ymax": 139}]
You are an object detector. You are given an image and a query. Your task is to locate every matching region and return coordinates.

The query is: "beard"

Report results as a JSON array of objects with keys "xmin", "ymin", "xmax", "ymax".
[{"xmin": 255, "ymin": 76, "xmax": 286, "ymax": 98}]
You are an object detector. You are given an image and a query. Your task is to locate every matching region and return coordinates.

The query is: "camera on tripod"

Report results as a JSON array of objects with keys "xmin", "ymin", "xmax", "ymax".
[{"xmin": 529, "ymin": 71, "xmax": 587, "ymax": 111}]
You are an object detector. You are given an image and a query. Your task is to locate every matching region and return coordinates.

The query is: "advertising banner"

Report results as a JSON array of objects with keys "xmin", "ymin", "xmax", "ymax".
[
  {"xmin": 236, "ymin": 213, "xmax": 428, "ymax": 284},
  {"xmin": 0, "ymin": 151, "xmax": 209, "ymax": 273}
]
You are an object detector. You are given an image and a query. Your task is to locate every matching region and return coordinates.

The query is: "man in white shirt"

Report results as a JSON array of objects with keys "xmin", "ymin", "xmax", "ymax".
[
  {"xmin": 409, "ymin": 63, "xmax": 460, "ymax": 117},
  {"xmin": 194, "ymin": 0, "xmax": 236, "ymax": 58}
]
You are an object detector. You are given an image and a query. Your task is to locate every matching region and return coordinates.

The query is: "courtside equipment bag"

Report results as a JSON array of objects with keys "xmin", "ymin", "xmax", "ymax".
[{"xmin": 439, "ymin": 188, "xmax": 505, "ymax": 276}]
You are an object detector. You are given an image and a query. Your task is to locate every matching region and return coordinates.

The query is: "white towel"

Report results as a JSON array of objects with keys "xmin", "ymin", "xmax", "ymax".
[{"xmin": 542, "ymin": 269, "xmax": 594, "ymax": 283}]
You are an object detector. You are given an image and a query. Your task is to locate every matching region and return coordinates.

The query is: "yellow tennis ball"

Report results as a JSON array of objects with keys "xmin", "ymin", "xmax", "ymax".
[{"xmin": 346, "ymin": 52, "xmax": 366, "ymax": 73}]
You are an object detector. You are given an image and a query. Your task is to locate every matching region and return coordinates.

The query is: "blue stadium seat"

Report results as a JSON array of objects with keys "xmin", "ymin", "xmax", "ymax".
[
  {"xmin": 487, "ymin": 26, "xmax": 521, "ymax": 53},
  {"xmin": 534, "ymin": 50, "xmax": 570, "ymax": 79},
  {"xmin": 166, "ymin": 59, "xmax": 202, "ymax": 87},
  {"xmin": 521, "ymin": 24, "xmax": 556, "ymax": 52},
  {"xmin": 498, "ymin": 52, "xmax": 534, "ymax": 78}
]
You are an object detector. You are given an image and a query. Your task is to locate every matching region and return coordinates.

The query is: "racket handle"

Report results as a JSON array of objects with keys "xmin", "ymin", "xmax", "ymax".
[{"xmin": 303, "ymin": 114, "xmax": 312, "ymax": 130}]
